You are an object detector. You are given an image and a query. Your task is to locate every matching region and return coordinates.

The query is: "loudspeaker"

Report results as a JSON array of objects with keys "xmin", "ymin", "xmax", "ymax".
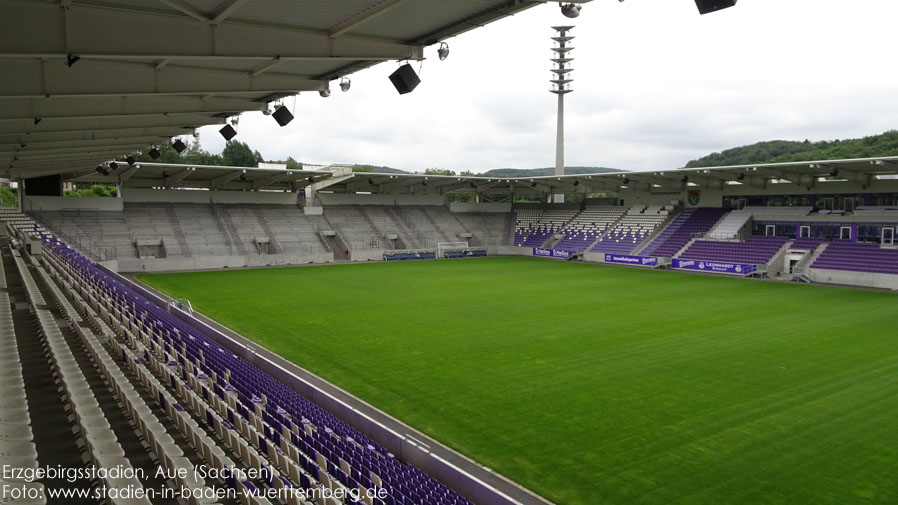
[
  {"xmin": 272, "ymin": 106, "xmax": 294, "ymax": 127},
  {"xmin": 695, "ymin": 0, "xmax": 736, "ymax": 14},
  {"xmin": 389, "ymin": 64, "xmax": 420, "ymax": 95},
  {"xmin": 219, "ymin": 124, "xmax": 237, "ymax": 141}
]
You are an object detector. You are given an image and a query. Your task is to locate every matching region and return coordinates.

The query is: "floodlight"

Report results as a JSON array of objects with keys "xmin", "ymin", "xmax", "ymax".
[
  {"xmin": 109, "ymin": 161, "xmax": 118, "ymax": 170},
  {"xmin": 737, "ymin": 173, "xmax": 745, "ymax": 180},
  {"xmin": 319, "ymin": 88, "xmax": 331, "ymax": 98},
  {"xmin": 437, "ymin": 42, "xmax": 450, "ymax": 61},
  {"xmin": 681, "ymin": 175, "xmax": 689, "ymax": 183},
  {"xmin": 622, "ymin": 177, "xmax": 630, "ymax": 185},
  {"xmin": 126, "ymin": 155, "xmax": 136, "ymax": 166},
  {"xmin": 148, "ymin": 147, "xmax": 160, "ymax": 160},
  {"xmin": 340, "ymin": 78, "xmax": 351, "ymax": 92},
  {"xmin": 573, "ymin": 180, "xmax": 579, "ymax": 186},
  {"xmin": 830, "ymin": 168, "xmax": 840, "ymax": 177},
  {"xmin": 561, "ymin": 3, "xmax": 581, "ymax": 18},
  {"xmin": 172, "ymin": 139, "xmax": 187, "ymax": 153}
]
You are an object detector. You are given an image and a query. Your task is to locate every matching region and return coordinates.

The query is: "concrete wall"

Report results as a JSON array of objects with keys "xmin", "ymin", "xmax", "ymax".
[
  {"xmin": 22, "ymin": 195, "xmax": 124, "ymax": 212},
  {"xmin": 809, "ymin": 267, "xmax": 898, "ymax": 290},
  {"xmin": 108, "ymin": 251, "xmax": 332, "ymax": 273},
  {"xmin": 122, "ymin": 188, "xmax": 298, "ymax": 205},
  {"xmin": 497, "ymin": 245, "xmax": 536, "ymax": 257},
  {"xmin": 449, "ymin": 202, "xmax": 512, "ymax": 213},
  {"xmin": 318, "ymin": 193, "xmax": 445, "ymax": 206},
  {"xmin": 618, "ymin": 188, "xmax": 687, "ymax": 207}
]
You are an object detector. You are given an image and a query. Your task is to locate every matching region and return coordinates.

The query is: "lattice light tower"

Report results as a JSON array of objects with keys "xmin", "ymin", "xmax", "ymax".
[{"xmin": 551, "ymin": 26, "xmax": 575, "ymax": 204}]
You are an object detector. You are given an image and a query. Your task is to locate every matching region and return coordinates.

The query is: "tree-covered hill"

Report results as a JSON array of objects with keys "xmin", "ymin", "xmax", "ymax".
[{"xmin": 685, "ymin": 130, "xmax": 898, "ymax": 168}]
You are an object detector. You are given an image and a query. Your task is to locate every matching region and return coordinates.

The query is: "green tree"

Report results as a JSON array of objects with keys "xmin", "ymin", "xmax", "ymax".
[
  {"xmin": 65, "ymin": 184, "xmax": 117, "ymax": 198},
  {"xmin": 424, "ymin": 168, "xmax": 456, "ymax": 176},
  {"xmin": 685, "ymin": 130, "xmax": 898, "ymax": 168},
  {"xmin": 183, "ymin": 140, "xmax": 224, "ymax": 165},
  {"xmin": 222, "ymin": 141, "xmax": 264, "ymax": 167},
  {"xmin": 0, "ymin": 186, "xmax": 17, "ymax": 208}
]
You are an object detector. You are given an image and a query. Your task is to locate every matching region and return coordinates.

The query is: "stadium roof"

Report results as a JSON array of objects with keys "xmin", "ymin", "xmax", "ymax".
[
  {"xmin": 308, "ymin": 156, "xmax": 898, "ymax": 196},
  {"xmin": 72, "ymin": 156, "xmax": 898, "ymax": 195},
  {"xmin": 0, "ymin": 0, "xmax": 584, "ymax": 181}
]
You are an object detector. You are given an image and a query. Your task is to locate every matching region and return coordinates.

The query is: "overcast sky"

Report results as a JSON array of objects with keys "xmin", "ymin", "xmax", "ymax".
[{"xmin": 197, "ymin": 0, "xmax": 898, "ymax": 173}]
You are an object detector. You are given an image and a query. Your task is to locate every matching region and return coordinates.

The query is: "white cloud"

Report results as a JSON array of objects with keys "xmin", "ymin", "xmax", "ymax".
[{"xmin": 198, "ymin": 0, "xmax": 898, "ymax": 173}]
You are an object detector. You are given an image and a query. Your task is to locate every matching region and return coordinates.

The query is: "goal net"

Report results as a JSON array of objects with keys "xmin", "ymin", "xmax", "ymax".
[{"xmin": 437, "ymin": 241, "xmax": 469, "ymax": 258}]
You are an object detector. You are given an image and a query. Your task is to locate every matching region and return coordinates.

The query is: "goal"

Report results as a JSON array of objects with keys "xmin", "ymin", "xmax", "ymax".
[{"xmin": 437, "ymin": 242, "xmax": 469, "ymax": 258}]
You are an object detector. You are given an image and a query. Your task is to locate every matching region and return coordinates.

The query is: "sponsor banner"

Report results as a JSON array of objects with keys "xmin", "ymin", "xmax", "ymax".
[
  {"xmin": 673, "ymin": 259, "xmax": 756, "ymax": 275},
  {"xmin": 533, "ymin": 247, "xmax": 572, "ymax": 259},
  {"xmin": 603, "ymin": 254, "xmax": 659, "ymax": 267}
]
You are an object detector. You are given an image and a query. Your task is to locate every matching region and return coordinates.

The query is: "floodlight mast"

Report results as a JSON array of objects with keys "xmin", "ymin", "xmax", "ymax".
[{"xmin": 551, "ymin": 26, "xmax": 575, "ymax": 204}]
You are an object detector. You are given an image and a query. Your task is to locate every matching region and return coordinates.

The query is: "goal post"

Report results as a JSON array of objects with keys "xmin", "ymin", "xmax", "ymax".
[{"xmin": 437, "ymin": 241, "xmax": 469, "ymax": 258}]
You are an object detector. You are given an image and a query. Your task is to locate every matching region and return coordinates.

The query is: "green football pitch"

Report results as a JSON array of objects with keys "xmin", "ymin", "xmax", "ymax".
[{"xmin": 138, "ymin": 257, "xmax": 898, "ymax": 505}]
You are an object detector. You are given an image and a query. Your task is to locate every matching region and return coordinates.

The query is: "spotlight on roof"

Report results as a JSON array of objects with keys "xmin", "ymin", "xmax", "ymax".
[
  {"xmin": 126, "ymin": 155, "xmax": 136, "ymax": 166},
  {"xmin": 681, "ymin": 175, "xmax": 689, "ymax": 183},
  {"xmin": 109, "ymin": 161, "xmax": 118, "ymax": 170},
  {"xmin": 573, "ymin": 180, "xmax": 580, "ymax": 186},
  {"xmin": 830, "ymin": 168, "xmax": 840, "ymax": 178},
  {"xmin": 148, "ymin": 147, "xmax": 160, "ymax": 160},
  {"xmin": 239, "ymin": 173, "xmax": 247, "ymax": 181},
  {"xmin": 95, "ymin": 165, "xmax": 103, "ymax": 174},
  {"xmin": 65, "ymin": 53, "xmax": 81, "ymax": 67},
  {"xmin": 437, "ymin": 42, "xmax": 450, "ymax": 61},
  {"xmin": 737, "ymin": 173, "xmax": 746, "ymax": 180},
  {"xmin": 172, "ymin": 138, "xmax": 187, "ymax": 154},
  {"xmin": 219, "ymin": 124, "xmax": 237, "ymax": 141},
  {"xmin": 531, "ymin": 181, "xmax": 537, "ymax": 188},
  {"xmin": 695, "ymin": 0, "xmax": 737, "ymax": 15},
  {"xmin": 560, "ymin": 3, "xmax": 582, "ymax": 18},
  {"xmin": 319, "ymin": 88, "xmax": 331, "ymax": 98},
  {"xmin": 340, "ymin": 77, "xmax": 351, "ymax": 92},
  {"xmin": 622, "ymin": 177, "xmax": 630, "ymax": 185},
  {"xmin": 272, "ymin": 105, "xmax": 294, "ymax": 127}
]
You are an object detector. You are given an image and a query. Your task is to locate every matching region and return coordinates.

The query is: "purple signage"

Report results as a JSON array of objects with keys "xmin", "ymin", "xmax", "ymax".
[
  {"xmin": 603, "ymin": 254, "xmax": 659, "ymax": 267},
  {"xmin": 673, "ymin": 259, "xmax": 756, "ymax": 275},
  {"xmin": 533, "ymin": 247, "xmax": 572, "ymax": 259}
]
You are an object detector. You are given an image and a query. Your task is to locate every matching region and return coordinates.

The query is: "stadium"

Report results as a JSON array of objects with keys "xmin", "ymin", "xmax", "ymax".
[{"xmin": 1, "ymin": 1, "xmax": 897, "ymax": 505}]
